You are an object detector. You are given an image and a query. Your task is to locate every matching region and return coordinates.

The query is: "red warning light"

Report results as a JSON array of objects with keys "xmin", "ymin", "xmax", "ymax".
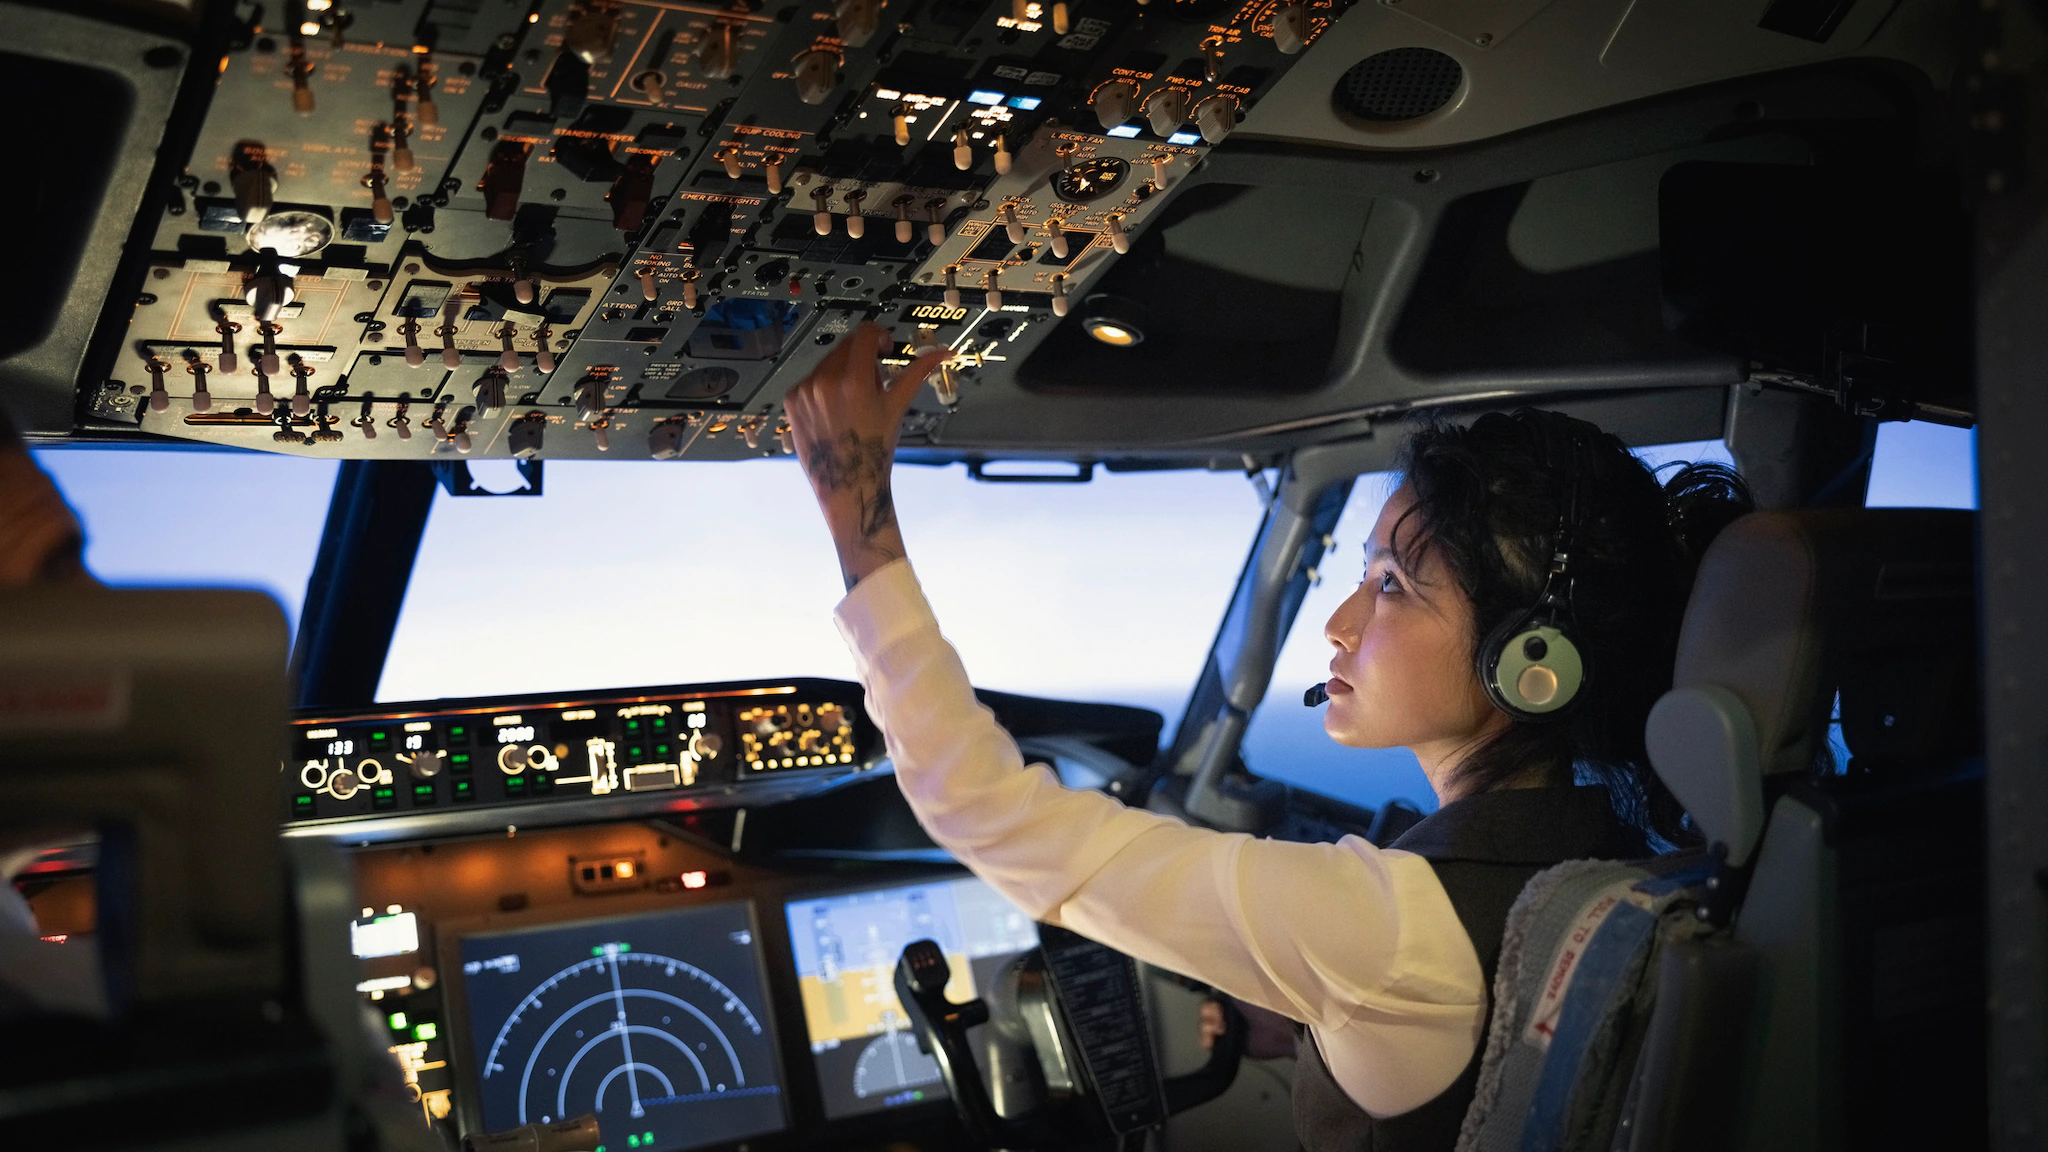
[{"xmin": 680, "ymin": 870, "xmax": 709, "ymax": 889}]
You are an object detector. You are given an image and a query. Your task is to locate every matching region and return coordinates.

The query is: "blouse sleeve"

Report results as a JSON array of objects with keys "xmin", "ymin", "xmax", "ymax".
[{"xmin": 833, "ymin": 559, "xmax": 1487, "ymax": 1118}]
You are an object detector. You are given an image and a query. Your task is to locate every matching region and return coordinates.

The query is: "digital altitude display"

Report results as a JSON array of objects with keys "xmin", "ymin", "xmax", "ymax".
[
  {"xmin": 460, "ymin": 903, "xmax": 787, "ymax": 1152},
  {"xmin": 784, "ymin": 877, "xmax": 1039, "ymax": 1120}
]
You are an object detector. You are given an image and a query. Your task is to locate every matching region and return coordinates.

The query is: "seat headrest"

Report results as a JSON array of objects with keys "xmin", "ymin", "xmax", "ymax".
[{"xmin": 1649, "ymin": 509, "xmax": 1977, "ymax": 862}]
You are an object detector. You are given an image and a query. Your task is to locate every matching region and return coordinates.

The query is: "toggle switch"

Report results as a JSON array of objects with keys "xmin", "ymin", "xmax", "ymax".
[
  {"xmin": 535, "ymin": 324, "xmax": 556, "ymax": 374},
  {"xmin": 1048, "ymin": 217, "xmax": 1069, "ymax": 259},
  {"xmin": 984, "ymin": 267, "xmax": 1002, "ymax": 311},
  {"xmin": 1002, "ymin": 204, "xmax": 1025, "ymax": 244},
  {"xmin": 953, "ymin": 128, "xmax": 973, "ymax": 171},
  {"xmin": 1051, "ymin": 274, "xmax": 1069, "ymax": 316},
  {"xmin": 253, "ymin": 364, "xmax": 275, "ymax": 415},
  {"xmin": 765, "ymin": 155, "xmax": 784, "ymax": 194},
  {"xmin": 1194, "ymin": 94, "xmax": 1237, "ymax": 143},
  {"xmin": 498, "ymin": 323, "xmax": 519, "ymax": 371},
  {"xmin": 392, "ymin": 401, "xmax": 413, "ymax": 439},
  {"xmin": 944, "ymin": 265, "xmax": 961, "ymax": 309},
  {"xmin": 1053, "ymin": 1, "xmax": 1070, "ymax": 33},
  {"xmin": 289, "ymin": 44, "xmax": 315, "ymax": 114},
  {"xmin": 794, "ymin": 49, "xmax": 837, "ymax": 105},
  {"xmin": 895, "ymin": 197, "xmax": 914, "ymax": 243},
  {"xmin": 230, "ymin": 144, "xmax": 277, "ymax": 226},
  {"xmin": 438, "ymin": 314, "xmax": 461, "ymax": 370},
  {"xmin": 258, "ymin": 321, "xmax": 283, "ymax": 376},
  {"xmin": 186, "ymin": 359, "xmax": 212, "ymax": 413},
  {"xmin": 892, "ymin": 104, "xmax": 911, "ymax": 147},
  {"xmin": 416, "ymin": 57, "xmax": 439, "ymax": 125},
  {"xmin": 391, "ymin": 117, "xmax": 414, "ymax": 172},
  {"xmin": 1145, "ymin": 87, "xmax": 1189, "ymax": 137},
  {"xmin": 682, "ymin": 269, "xmax": 700, "ymax": 310},
  {"xmin": 717, "ymin": 144, "xmax": 744, "ymax": 179},
  {"xmin": 1091, "ymin": 79, "xmax": 1138, "ymax": 131},
  {"xmin": 290, "ymin": 361, "xmax": 313, "ymax": 417},
  {"xmin": 366, "ymin": 167, "xmax": 393, "ymax": 224},
  {"xmin": 845, "ymin": 190, "xmax": 867, "ymax": 238},
  {"xmin": 145, "ymin": 358, "xmax": 169, "ymax": 414},
  {"xmin": 591, "ymin": 418, "xmax": 612, "ymax": 452},
  {"xmin": 777, "ymin": 422, "xmax": 794, "ymax": 455},
  {"xmin": 400, "ymin": 319, "xmax": 424, "ymax": 367},
  {"xmin": 352, "ymin": 398, "xmax": 379, "ymax": 440},
  {"xmin": 640, "ymin": 266, "xmax": 660, "ymax": 301},
  {"xmin": 933, "ymin": 361, "xmax": 960, "ymax": 406},
  {"xmin": 453, "ymin": 424, "xmax": 473, "ymax": 454},
  {"xmin": 994, "ymin": 135, "xmax": 1013, "ymax": 175},
  {"xmin": 740, "ymin": 418, "xmax": 762, "ymax": 450},
  {"xmin": 1202, "ymin": 37, "xmax": 1225, "ymax": 83},
  {"xmin": 811, "ymin": 186, "xmax": 833, "ymax": 236},
  {"xmin": 925, "ymin": 199, "xmax": 949, "ymax": 245},
  {"xmin": 214, "ymin": 314, "xmax": 241, "ymax": 374},
  {"xmin": 1108, "ymin": 214, "xmax": 1130, "ymax": 254},
  {"xmin": 1271, "ymin": 0, "xmax": 1308, "ymax": 53},
  {"xmin": 513, "ymin": 276, "xmax": 536, "ymax": 305},
  {"xmin": 1149, "ymin": 153, "xmax": 1173, "ymax": 189}
]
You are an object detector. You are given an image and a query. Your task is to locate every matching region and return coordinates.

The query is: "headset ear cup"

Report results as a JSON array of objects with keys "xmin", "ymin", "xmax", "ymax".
[{"xmin": 1477, "ymin": 614, "xmax": 1587, "ymax": 721}]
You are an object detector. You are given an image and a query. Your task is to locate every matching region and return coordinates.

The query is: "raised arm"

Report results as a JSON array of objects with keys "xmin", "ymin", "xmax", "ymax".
[{"xmin": 783, "ymin": 327, "xmax": 1486, "ymax": 1117}]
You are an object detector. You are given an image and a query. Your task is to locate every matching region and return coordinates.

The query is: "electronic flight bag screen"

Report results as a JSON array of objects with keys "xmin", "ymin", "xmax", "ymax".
[
  {"xmin": 459, "ymin": 903, "xmax": 787, "ymax": 1152},
  {"xmin": 784, "ymin": 876, "xmax": 1040, "ymax": 1120}
]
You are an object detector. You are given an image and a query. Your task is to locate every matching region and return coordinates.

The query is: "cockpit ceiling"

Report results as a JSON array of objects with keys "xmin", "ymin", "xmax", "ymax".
[{"xmin": 9, "ymin": 0, "xmax": 1964, "ymax": 463}]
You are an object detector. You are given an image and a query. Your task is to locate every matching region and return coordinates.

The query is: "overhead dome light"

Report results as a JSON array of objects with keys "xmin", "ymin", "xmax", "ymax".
[{"xmin": 1079, "ymin": 295, "xmax": 1146, "ymax": 347}]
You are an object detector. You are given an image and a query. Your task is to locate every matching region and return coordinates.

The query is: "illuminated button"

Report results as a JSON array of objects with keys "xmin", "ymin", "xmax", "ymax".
[
  {"xmin": 452, "ymin": 779, "xmax": 475, "ymax": 802},
  {"xmin": 447, "ymin": 724, "xmax": 469, "ymax": 744},
  {"xmin": 449, "ymin": 752, "xmax": 472, "ymax": 773},
  {"xmin": 292, "ymin": 794, "xmax": 316, "ymax": 817},
  {"xmin": 505, "ymin": 775, "xmax": 527, "ymax": 797},
  {"xmin": 412, "ymin": 783, "xmax": 437, "ymax": 806},
  {"xmin": 531, "ymin": 773, "xmax": 553, "ymax": 795}
]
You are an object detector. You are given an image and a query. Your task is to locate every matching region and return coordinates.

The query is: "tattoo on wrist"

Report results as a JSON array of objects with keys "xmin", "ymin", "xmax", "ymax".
[{"xmin": 805, "ymin": 431, "xmax": 903, "ymax": 589}]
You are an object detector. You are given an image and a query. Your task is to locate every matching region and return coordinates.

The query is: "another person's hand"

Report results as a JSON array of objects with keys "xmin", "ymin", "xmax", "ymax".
[{"xmin": 783, "ymin": 323, "xmax": 947, "ymax": 591}]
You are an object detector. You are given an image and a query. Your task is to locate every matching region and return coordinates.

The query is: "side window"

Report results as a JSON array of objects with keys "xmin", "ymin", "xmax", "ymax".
[
  {"xmin": 1241, "ymin": 440, "xmax": 1733, "ymax": 814},
  {"xmin": 1866, "ymin": 421, "xmax": 1976, "ymax": 509},
  {"xmin": 32, "ymin": 448, "xmax": 339, "ymax": 636}
]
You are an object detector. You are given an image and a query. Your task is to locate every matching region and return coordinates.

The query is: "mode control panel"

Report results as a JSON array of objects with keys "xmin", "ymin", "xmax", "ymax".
[{"xmin": 284, "ymin": 677, "xmax": 875, "ymax": 825}]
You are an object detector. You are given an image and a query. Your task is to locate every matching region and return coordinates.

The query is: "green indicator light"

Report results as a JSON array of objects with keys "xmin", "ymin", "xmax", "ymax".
[
  {"xmin": 596, "ymin": 1146, "xmax": 605, "ymax": 1152},
  {"xmin": 388, "ymin": 1012, "xmax": 407, "ymax": 1030},
  {"xmin": 592, "ymin": 946, "xmax": 603, "ymax": 957},
  {"xmin": 628, "ymin": 1137, "xmax": 640, "ymax": 1148},
  {"xmin": 626, "ymin": 720, "xmax": 641, "ymax": 732},
  {"xmin": 414, "ymin": 785, "xmax": 433, "ymax": 796},
  {"xmin": 642, "ymin": 1132, "xmax": 652, "ymax": 1144},
  {"xmin": 653, "ymin": 718, "xmax": 669, "ymax": 731},
  {"xmin": 450, "ymin": 725, "xmax": 466, "ymax": 738},
  {"xmin": 293, "ymin": 795, "xmax": 314, "ymax": 809},
  {"xmin": 655, "ymin": 744, "xmax": 669, "ymax": 756},
  {"xmin": 619, "ymin": 944, "xmax": 631, "ymax": 952},
  {"xmin": 370, "ymin": 731, "xmax": 388, "ymax": 743},
  {"xmin": 414, "ymin": 1022, "xmax": 438, "ymax": 1041}
]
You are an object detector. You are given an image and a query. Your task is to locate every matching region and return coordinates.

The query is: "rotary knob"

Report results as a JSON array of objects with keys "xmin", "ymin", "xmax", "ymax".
[
  {"xmin": 695, "ymin": 731, "xmax": 724, "ymax": 758},
  {"xmin": 408, "ymin": 751, "xmax": 445, "ymax": 779},
  {"xmin": 698, "ymin": 22, "xmax": 739, "ymax": 80},
  {"xmin": 328, "ymin": 767, "xmax": 361, "ymax": 800},
  {"xmin": 1092, "ymin": 80, "xmax": 1139, "ymax": 131},
  {"xmin": 498, "ymin": 744, "xmax": 528, "ymax": 775},
  {"xmin": 1144, "ymin": 87, "xmax": 1190, "ymax": 137},
  {"xmin": 1194, "ymin": 95, "xmax": 1238, "ymax": 144},
  {"xmin": 793, "ymin": 49, "xmax": 837, "ymax": 105}
]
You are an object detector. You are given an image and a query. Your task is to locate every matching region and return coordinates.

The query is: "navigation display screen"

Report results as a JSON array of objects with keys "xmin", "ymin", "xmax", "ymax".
[
  {"xmin": 784, "ymin": 876, "xmax": 1039, "ymax": 1119},
  {"xmin": 459, "ymin": 903, "xmax": 786, "ymax": 1152}
]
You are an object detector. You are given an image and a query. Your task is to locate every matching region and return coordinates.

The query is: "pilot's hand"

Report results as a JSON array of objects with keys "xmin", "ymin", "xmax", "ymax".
[{"xmin": 783, "ymin": 323, "xmax": 947, "ymax": 592}]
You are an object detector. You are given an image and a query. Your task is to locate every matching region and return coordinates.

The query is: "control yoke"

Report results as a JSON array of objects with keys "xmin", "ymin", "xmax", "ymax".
[{"xmin": 895, "ymin": 930, "xmax": 1245, "ymax": 1150}]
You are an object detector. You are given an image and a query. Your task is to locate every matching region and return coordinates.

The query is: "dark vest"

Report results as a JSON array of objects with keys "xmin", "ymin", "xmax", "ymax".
[{"xmin": 1292, "ymin": 787, "xmax": 1647, "ymax": 1152}]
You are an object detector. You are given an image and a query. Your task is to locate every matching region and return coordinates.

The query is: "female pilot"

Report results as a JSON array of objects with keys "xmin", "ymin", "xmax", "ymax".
[{"xmin": 781, "ymin": 325, "xmax": 1751, "ymax": 1151}]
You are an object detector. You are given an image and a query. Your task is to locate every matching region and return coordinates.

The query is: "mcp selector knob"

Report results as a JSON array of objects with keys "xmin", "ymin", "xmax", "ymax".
[
  {"xmin": 695, "ymin": 732, "xmax": 724, "ymax": 758},
  {"xmin": 409, "ymin": 750, "xmax": 445, "ymax": 779},
  {"xmin": 328, "ymin": 767, "xmax": 361, "ymax": 800},
  {"xmin": 1091, "ymin": 79, "xmax": 1139, "ymax": 132},
  {"xmin": 793, "ymin": 49, "xmax": 837, "ymax": 106}
]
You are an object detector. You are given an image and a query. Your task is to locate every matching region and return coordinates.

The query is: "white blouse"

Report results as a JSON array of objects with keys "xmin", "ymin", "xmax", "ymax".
[{"xmin": 834, "ymin": 559, "xmax": 1487, "ymax": 1118}]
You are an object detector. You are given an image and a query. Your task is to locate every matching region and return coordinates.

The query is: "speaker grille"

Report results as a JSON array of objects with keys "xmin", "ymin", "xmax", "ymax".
[{"xmin": 1334, "ymin": 48, "xmax": 1463, "ymax": 122}]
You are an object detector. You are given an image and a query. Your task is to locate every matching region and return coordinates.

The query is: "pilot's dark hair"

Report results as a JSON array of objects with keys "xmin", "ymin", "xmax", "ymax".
[{"xmin": 1392, "ymin": 409, "xmax": 1754, "ymax": 847}]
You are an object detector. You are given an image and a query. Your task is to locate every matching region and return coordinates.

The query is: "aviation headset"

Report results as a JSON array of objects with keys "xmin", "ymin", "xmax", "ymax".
[
  {"xmin": 1475, "ymin": 413, "xmax": 1593, "ymax": 721},
  {"xmin": 1305, "ymin": 411, "xmax": 1595, "ymax": 717}
]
